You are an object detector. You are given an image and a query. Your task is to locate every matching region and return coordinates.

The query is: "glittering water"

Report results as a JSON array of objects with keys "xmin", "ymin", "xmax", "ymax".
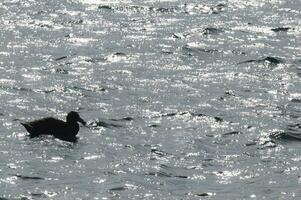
[{"xmin": 0, "ymin": 0, "xmax": 301, "ymax": 199}]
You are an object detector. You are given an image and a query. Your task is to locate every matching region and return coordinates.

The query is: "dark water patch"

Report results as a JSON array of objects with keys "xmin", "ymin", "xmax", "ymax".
[
  {"xmin": 0, "ymin": 198, "xmax": 30, "ymax": 200},
  {"xmin": 146, "ymin": 171, "xmax": 187, "ymax": 179},
  {"xmin": 98, "ymin": 5, "xmax": 113, "ymax": 11},
  {"xmin": 30, "ymin": 193, "xmax": 48, "ymax": 198},
  {"xmin": 161, "ymin": 50, "xmax": 174, "ymax": 54},
  {"xmin": 147, "ymin": 164, "xmax": 189, "ymax": 179},
  {"xmin": 105, "ymin": 52, "xmax": 128, "ymax": 62},
  {"xmin": 73, "ymin": 85, "xmax": 106, "ymax": 93},
  {"xmin": 220, "ymin": 90, "xmax": 236, "ymax": 100},
  {"xmin": 151, "ymin": 147, "xmax": 168, "ymax": 157},
  {"xmin": 238, "ymin": 56, "xmax": 284, "ymax": 65},
  {"xmin": 0, "ymin": 85, "xmax": 33, "ymax": 93},
  {"xmin": 148, "ymin": 124, "xmax": 160, "ymax": 128},
  {"xmin": 270, "ymin": 131, "xmax": 299, "ymax": 141},
  {"xmin": 104, "ymin": 170, "xmax": 117, "ymax": 176},
  {"xmin": 231, "ymin": 49, "xmax": 246, "ymax": 55},
  {"xmin": 275, "ymin": 124, "xmax": 301, "ymax": 141},
  {"xmin": 114, "ymin": 52, "xmax": 126, "ymax": 56},
  {"xmin": 54, "ymin": 56, "xmax": 67, "ymax": 61},
  {"xmin": 245, "ymin": 141, "xmax": 257, "ymax": 147},
  {"xmin": 85, "ymin": 57, "xmax": 106, "ymax": 63},
  {"xmin": 182, "ymin": 45, "xmax": 221, "ymax": 56},
  {"xmin": 283, "ymin": 101, "xmax": 301, "ymax": 118},
  {"xmin": 262, "ymin": 57, "xmax": 284, "ymax": 64},
  {"xmin": 222, "ymin": 131, "xmax": 242, "ymax": 136},
  {"xmin": 110, "ymin": 117, "xmax": 134, "ymax": 122},
  {"xmin": 202, "ymin": 27, "xmax": 224, "ymax": 35},
  {"xmin": 188, "ymin": 192, "xmax": 211, "ymax": 197},
  {"xmin": 13, "ymin": 174, "xmax": 44, "ymax": 180},
  {"xmin": 55, "ymin": 68, "xmax": 68, "ymax": 74},
  {"xmin": 65, "ymin": 33, "xmax": 72, "ymax": 38},
  {"xmin": 295, "ymin": 59, "xmax": 301, "ymax": 64},
  {"xmin": 66, "ymin": 85, "xmax": 106, "ymax": 96},
  {"xmin": 109, "ymin": 186, "xmax": 127, "ymax": 191},
  {"xmin": 113, "ymin": 5, "xmax": 180, "ymax": 14},
  {"xmin": 97, "ymin": 3, "xmax": 226, "ymax": 15},
  {"xmin": 15, "ymin": 87, "xmax": 33, "ymax": 93},
  {"xmin": 150, "ymin": 147, "xmax": 174, "ymax": 160},
  {"xmin": 160, "ymin": 164, "xmax": 189, "ymax": 178},
  {"xmin": 258, "ymin": 139, "xmax": 277, "ymax": 149},
  {"xmin": 151, "ymin": 111, "xmax": 224, "ymax": 123},
  {"xmin": 2, "ymin": 1, "xmax": 21, "ymax": 6},
  {"xmin": 184, "ymin": 3, "xmax": 226, "ymax": 14},
  {"xmin": 60, "ymin": 19, "xmax": 84, "ymax": 26},
  {"xmin": 35, "ymin": 88, "xmax": 55, "ymax": 94},
  {"xmin": 87, "ymin": 119, "xmax": 123, "ymax": 129},
  {"xmin": 212, "ymin": 3, "xmax": 227, "ymax": 14},
  {"xmin": 291, "ymin": 61, "xmax": 301, "ymax": 77},
  {"xmin": 290, "ymin": 99, "xmax": 301, "ymax": 103},
  {"xmin": 172, "ymin": 32, "xmax": 190, "ymax": 39},
  {"xmin": 37, "ymin": 23, "xmax": 53, "ymax": 29},
  {"xmin": 65, "ymin": 86, "xmax": 89, "ymax": 97},
  {"xmin": 271, "ymin": 27, "xmax": 291, "ymax": 32},
  {"xmin": 147, "ymin": 171, "xmax": 172, "ymax": 178}
]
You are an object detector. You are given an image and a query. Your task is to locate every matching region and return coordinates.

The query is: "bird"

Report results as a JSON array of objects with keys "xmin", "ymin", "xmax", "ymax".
[{"xmin": 21, "ymin": 111, "xmax": 86, "ymax": 142}]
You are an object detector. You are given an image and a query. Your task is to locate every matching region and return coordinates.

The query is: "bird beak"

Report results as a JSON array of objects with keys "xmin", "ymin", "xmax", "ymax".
[{"xmin": 78, "ymin": 117, "xmax": 86, "ymax": 126}]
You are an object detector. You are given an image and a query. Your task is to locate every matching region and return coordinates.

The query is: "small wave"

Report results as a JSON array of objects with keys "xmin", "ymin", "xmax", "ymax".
[
  {"xmin": 147, "ymin": 164, "xmax": 188, "ymax": 179},
  {"xmin": 59, "ymin": 19, "xmax": 84, "ymax": 26},
  {"xmin": 147, "ymin": 124, "xmax": 160, "ymax": 128},
  {"xmin": 222, "ymin": 131, "xmax": 242, "ymax": 137},
  {"xmin": 109, "ymin": 184, "xmax": 138, "ymax": 191},
  {"xmin": 84, "ymin": 57, "xmax": 106, "ymax": 63},
  {"xmin": 87, "ymin": 119, "xmax": 123, "ymax": 129},
  {"xmin": 97, "ymin": 3, "xmax": 226, "ymax": 15},
  {"xmin": 35, "ymin": 85, "xmax": 106, "ymax": 97},
  {"xmin": 202, "ymin": 27, "xmax": 224, "ymax": 35},
  {"xmin": 110, "ymin": 117, "xmax": 134, "ymax": 122},
  {"xmin": 282, "ymin": 99, "xmax": 301, "ymax": 118},
  {"xmin": 238, "ymin": 56, "xmax": 284, "ymax": 65},
  {"xmin": 270, "ymin": 126, "xmax": 301, "ymax": 142},
  {"xmin": 109, "ymin": 186, "xmax": 127, "ymax": 191},
  {"xmin": 279, "ymin": 124, "xmax": 301, "ymax": 141},
  {"xmin": 183, "ymin": 45, "xmax": 221, "ymax": 56},
  {"xmin": 105, "ymin": 52, "xmax": 133, "ymax": 63},
  {"xmin": 187, "ymin": 192, "xmax": 213, "ymax": 197},
  {"xmin": 98, "ymin": 4, "xmax": 180, "ymax": 14},
  {"xmin": 54, "ymin": 56, "xmax": 67, "ymax": 61},
  {"xmin": 146, "ymin": 170, "xmax": 187, "ymax": 179},
  {"xmin": 54, "ymin": 68, "xmax": 68, "ymax": 74},
  {"xmin": 98, "ymin": 5, "xmax": 113, "ymax": 10},
  {"xmin": 13, "ymin": 174, "xmax": 44, "ymax": 180},
  {"xmin": 271, "ymin": 27, "xmax": 291, "ymax": 32},
  {"xmin": 150, "ymin": 147, "xmax": 174, "ymax": 161},
  {"xmin": 172, "ymin": 32, "xmax": 190, "ymax": 39},
  {"xmin": 148, "ymin": 110, "xmax": 224, "ymax": 123},
  {"xmin": 0, "ymin": 85, "xmax": 33, "ymax": 93}
]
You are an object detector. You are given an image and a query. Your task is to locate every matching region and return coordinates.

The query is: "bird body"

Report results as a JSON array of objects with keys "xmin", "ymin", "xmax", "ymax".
[{"xmin": 21, "ymin": 111, "xmax": 86, "ymax": 142}]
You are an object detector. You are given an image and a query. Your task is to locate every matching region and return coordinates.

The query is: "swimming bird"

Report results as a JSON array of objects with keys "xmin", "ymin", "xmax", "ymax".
[{"xmin": 21, "ymin": 111, "xmax": 86, "ymax": 142}]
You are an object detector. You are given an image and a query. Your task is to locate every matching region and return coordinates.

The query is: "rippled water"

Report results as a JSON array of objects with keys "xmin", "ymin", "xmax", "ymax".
[{"xmin": 1, "ymin": 0, "xmax": 301, "ymax": 199}]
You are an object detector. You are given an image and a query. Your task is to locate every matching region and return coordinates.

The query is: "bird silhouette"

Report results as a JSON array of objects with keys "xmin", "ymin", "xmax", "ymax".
[{"xmin": 21, "ymin": 111, "xmax": 86, "ymax": 142}]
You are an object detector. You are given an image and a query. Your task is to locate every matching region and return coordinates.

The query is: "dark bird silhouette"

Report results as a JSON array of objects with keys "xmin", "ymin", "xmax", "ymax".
[{"xmin": 21, "ymin": 111, "xmax": 86, "ymax": 142}]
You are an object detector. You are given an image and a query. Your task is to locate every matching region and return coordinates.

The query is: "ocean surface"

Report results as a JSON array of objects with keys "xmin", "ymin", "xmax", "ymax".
[{"xmin": 0, "ymin": 0, "xmax": 301, "ymax": 199}]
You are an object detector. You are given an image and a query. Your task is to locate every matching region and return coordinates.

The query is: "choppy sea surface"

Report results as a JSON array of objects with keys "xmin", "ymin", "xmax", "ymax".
[{"xmin": 0, "ymin": 0, "xmax": 301, "ymax": 199}]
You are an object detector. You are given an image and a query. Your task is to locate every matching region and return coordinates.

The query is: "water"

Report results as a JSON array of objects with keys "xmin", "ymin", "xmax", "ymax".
[{"xmin": 0, "ymin": 0, "xmax": 301, "ymax": 199}]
